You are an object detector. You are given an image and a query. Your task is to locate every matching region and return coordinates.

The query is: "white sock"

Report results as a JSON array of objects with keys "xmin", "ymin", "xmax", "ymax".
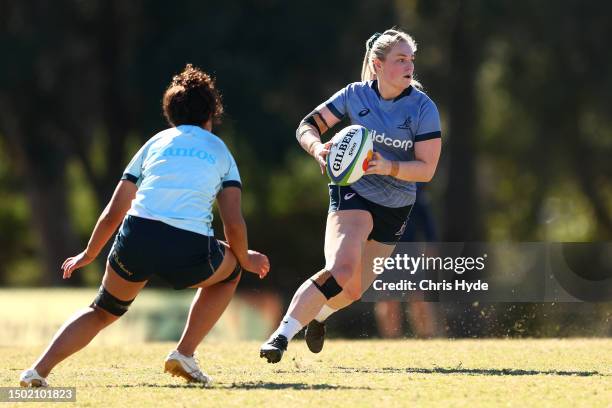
[
  {"xmin": 272, "ymin": 316, "xmax": 303, "ymax": 341},
  {"xmin": 314, "ymin": 304, "xmax": 337, "ymax": 323}
]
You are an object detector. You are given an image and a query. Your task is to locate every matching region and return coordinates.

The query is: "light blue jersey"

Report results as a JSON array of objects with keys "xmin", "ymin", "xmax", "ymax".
[
  {"xmin": 121, "ymin": 125, "xmax": 241, "ymax": 236},
  {"xmin": 323, "ymin": 80, "xmax": 441, "ymax": 208}
]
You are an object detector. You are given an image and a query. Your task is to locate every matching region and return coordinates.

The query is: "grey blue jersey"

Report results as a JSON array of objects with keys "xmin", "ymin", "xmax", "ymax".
[
  {"xmin": 323, "ymin": 80, "xmax": 441, "ymax": 208},
  {"xmin": 122, "ymin": 125, "xmax": 241, "ymax": 236}
]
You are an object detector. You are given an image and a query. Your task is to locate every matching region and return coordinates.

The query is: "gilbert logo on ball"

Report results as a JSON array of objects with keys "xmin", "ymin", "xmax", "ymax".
[{"xmin": 326, "ymin": 125, "xmax": 374, "ymax": 186}]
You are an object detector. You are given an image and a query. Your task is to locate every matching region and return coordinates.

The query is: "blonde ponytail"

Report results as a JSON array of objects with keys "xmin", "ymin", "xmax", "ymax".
[
  {"xmin": 361, "ymin": 48, "xmax": 375, "ymax": 81},
  {"xmin": 361, "ymin": 33, "xmax": 381, "ymax": 81}
]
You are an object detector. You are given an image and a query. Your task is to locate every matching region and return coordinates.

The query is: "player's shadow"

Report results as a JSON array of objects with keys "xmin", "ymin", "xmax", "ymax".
[
  {"xmin": 110, "ymin": 382, "xmax": 379, "ymax": 390},
  {"xmin": 110, "ymin": 383, "xmax": 210, "ymax": 389},
  {"xmin": 334, "ymin": 366, "xmax": 606, "ymax": 377},
  {"xmin": 219, "ymin": 381, "xmax": 379, "ymax": 390}
]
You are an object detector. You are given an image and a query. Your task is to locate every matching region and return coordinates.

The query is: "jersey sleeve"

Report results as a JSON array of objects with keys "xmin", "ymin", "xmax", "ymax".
[
  {"xmin": 121, "ymin": 143, "xmax": 148, "ymax": 184},
  {"xmin": 221, "ymin": 149, "xmax": 242, "ymax": 189},
  {"xmin": 415, "ymin": 99, "xmax": 442, "ymax": 142},
  {"xmin": 322, "ymin": 85, "xmax": 350, "ymax": 120}
]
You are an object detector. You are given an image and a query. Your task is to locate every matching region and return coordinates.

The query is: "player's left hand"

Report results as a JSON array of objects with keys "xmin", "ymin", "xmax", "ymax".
[
  {"xmin": 243, "ymin": 250, "xmax": 270, "ymax": 279},
  {"xmin": 364, "ymin": 152, "xmax": 392, "ymax": 176}
]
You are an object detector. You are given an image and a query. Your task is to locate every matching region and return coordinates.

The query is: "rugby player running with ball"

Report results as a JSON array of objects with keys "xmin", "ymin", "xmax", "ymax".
[{"xmin": 261, "ymin": 29, "xmax": 441, "ymax": 363}]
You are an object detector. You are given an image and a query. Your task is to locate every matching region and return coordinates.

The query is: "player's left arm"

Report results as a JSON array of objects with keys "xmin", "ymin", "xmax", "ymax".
[
  {"xmin": 62, "ymin": 180, "xmax": 137, "ymax": 278},
  {"xmin": 365, "ymin": 138, "xmax": 441, "ymax": 182}
]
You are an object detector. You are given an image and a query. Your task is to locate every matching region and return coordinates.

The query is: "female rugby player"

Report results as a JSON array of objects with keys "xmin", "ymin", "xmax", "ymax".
[
  {"xmin": 20, "ymin": 64, "xmax": 270, "ymax": 386},
  {"xmin": 261, "ymin": 29, "xmax": 441, "ymax": 363}
]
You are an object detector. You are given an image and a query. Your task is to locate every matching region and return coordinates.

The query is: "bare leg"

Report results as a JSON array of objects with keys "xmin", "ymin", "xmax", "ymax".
[
  {"xmin": 176, "ymin": 277, "xmax": 240, "ymax": 356},
  {"xmin": 407, "ymin": 300, "xmax": 439, "ymax": 338},
  {"xmin": 176, "ymin": 243, "xmax": 239, "ymax": 356},
  {"xmin": 326, "ymin": 291, "xmax": 355, "ymax": 310},
  {"xmin": 375, "ymin": 301, "xmax": 403, "ymax": 338},
  {"xmin": 322, "ymin": 239, "xmax": 396, "ymax": 318},
  {"xmin": 262, "ymin": 211, "xmax": 376, "ymax": 363},
  {"xmin": 32, "ymin": 265, "xmax": 146, "ymax": 377},
  {"xmin": 284, "ymin": 280, "xmax": 327, "ymax": 325},
  {"xmin": 274, "ymin": 211, "xmax": 373, "ymax": 333},
  {"xmin": 33, "ymin": 307, "xmax": 117, "ymax": 377}
]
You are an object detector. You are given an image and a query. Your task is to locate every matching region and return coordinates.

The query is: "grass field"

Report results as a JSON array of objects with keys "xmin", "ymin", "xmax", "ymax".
[{"xmin": 1, "ymin": 339, "xmax": 610, "ymax": 407}]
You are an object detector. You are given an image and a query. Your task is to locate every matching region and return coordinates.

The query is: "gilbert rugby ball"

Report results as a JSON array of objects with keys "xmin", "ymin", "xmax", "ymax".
[{"xmin": 326, "ymin": 125, "xmax": 374, "ymax": 185}]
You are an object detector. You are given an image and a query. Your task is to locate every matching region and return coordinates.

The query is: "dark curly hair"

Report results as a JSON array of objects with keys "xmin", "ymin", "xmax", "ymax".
[{"xmin": 162, "ymin": 64, "xmax": 223, "ymax": 127}]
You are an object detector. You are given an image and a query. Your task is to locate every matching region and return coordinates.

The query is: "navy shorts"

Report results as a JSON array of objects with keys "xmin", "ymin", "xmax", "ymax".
[
  {"xmin": 328, "ymin": 184, "xmax": 413, "ymax": 244},
  {"xmin": 108, "ymin": 215, "xmax": 225, "ymax": 289}
]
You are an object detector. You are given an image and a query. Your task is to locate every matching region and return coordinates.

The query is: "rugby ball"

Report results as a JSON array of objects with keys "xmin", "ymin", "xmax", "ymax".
[{"xmin": 326, "ymin": 125, "xmax": 374, "ymax": 185}]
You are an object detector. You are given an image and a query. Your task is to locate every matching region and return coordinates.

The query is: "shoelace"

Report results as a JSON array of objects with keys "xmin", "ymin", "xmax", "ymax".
[
  {"xmin": 269, "ymin": 335, "xmax": 288, "ymax": 350},
  {"xmin": 190, "ymin": 357, "xmax": 210, "ymax": 383},
  {"xmin": 187, "ymin": 354, "xmax": 203, "ymax": 375}
]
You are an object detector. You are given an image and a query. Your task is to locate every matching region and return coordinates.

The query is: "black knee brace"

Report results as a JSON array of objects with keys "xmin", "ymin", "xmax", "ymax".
[
  {"xmin": 220, "ymin": 263, "xmax": 242, "ymax": 283},
  {"xmin": 91, "ymin": 285, "xmax": 134, "ymax": 316},
  {"xmin": 311, "ymin": 270, "xmax": 343, "ymax": 299}
]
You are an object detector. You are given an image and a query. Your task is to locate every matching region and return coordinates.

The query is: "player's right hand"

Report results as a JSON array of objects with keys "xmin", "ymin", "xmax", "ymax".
[
  {"xmin": 61, "ymin": 250, "xmax": 94, "ymax": 279},
  {"xmin": 312, "ymin": 141, "xmax": 332, "ymax": 174}
]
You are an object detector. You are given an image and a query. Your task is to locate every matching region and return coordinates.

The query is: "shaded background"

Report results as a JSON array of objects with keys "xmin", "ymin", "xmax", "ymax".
[{"xmin": 0, "ymin": 0, "xmax": 610, "ymax": 340}]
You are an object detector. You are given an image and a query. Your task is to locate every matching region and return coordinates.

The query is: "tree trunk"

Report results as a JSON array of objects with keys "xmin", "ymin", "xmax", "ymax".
[
  {"xmin": 0, "ymin": 102, "xmax": 81, "ymax": 285},
  {"xmin": 443, "ymin": 0, "xmax": 483, "ymax": 241}
]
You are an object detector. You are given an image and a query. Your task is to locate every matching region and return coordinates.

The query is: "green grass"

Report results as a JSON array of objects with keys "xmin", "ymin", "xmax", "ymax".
[{"xmin": 1, "ymin": 339, "xmax": 610, "ymax": 407}]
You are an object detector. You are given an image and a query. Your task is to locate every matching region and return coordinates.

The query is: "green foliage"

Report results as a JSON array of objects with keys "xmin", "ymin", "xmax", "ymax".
[
  {"xmin": 66, "ymin": 160, "xmax": 99, "ymax": 237},
  {"xmin": 4, "ymin": 258, "xmax": 41, "ymax": 287},
  {"xmin": 0, "ymin": 138, "xmax": 37, "ymax": 285},
  {"xmin": 268, "ymin": 151, "xmax": 329, "ymax": 217}
]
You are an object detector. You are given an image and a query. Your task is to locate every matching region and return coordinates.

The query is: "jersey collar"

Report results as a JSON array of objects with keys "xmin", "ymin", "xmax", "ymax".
[
  {"xmin": 177, "ymin": 124, "xmax": 209, "ymax": 136},
  {"xmin": 370, "ymin": 80, "xmax": 413, "ymax": 102}
]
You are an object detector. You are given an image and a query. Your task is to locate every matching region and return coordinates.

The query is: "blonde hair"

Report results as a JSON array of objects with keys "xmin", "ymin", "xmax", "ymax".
[{"xmin": 361, "ymin": 29, "xmax": 422, "ymax": 89}]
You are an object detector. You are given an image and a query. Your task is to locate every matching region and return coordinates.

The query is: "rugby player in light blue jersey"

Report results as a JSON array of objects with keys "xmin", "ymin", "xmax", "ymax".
[
  {"xmin": 261, "ymin": 29, "xmax": 441, "ymax": 363},
  {"xmin": 20, "ymin": 65, "xmax": 269, "ymax": 387}
]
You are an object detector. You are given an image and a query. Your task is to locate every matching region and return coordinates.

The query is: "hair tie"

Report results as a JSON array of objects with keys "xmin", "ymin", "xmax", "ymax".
[{"xmin": 367, "ymin": 32, "xmax": 382, "ymax": 50}]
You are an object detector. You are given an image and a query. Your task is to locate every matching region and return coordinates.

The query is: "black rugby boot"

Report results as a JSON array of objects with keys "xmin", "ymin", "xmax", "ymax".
[
  {"xmin": 259, "ymin": 334, "xmax": 288, "ymax": 363},
  {"xmin": 305, "ymin": 320, "xmax": 326, "ymax": 353}
]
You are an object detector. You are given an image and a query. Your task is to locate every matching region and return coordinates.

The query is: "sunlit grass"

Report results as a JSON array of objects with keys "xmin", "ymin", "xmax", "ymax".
[{"xmin": 1, "ymin": 339, "xmax": 610, "ymax": 407}]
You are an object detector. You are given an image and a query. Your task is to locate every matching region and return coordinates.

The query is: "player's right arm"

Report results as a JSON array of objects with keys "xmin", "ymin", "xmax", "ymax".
[
  {"xmin": 216, "ymin": 187, "xmax": 269, "ymax": 278},
  {"xmin": 296, "ymin": 106, "xmax": 341, "ymax": 172},
  {"xmin": 61, "ymin": 180, "xmax": 137, "ymax": 279},
  {"xmin": 61, "ymin": 137, "xmax": 158, "ymax": 279}
]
